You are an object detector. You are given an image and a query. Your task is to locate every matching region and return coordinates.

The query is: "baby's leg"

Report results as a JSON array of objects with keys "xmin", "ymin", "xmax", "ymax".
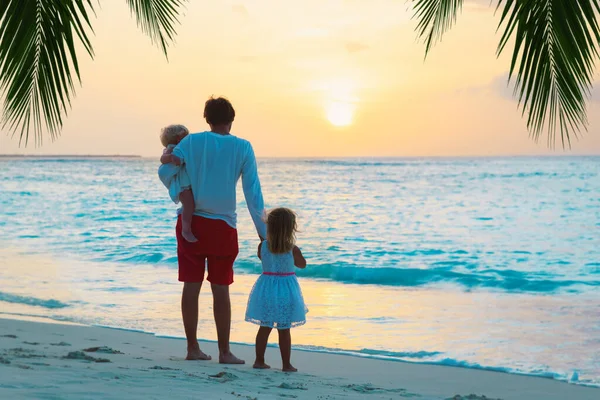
[
  {"xmin": 179, "ymin": 189, "xmax": 197, "ymax": 243},
  {"xmin": 277, "ymin": 329, "xmax": 297, "ymax": 372},
  {"xmin": 253, "ymin": 326, "xmax": 272, "ymax": 369}
]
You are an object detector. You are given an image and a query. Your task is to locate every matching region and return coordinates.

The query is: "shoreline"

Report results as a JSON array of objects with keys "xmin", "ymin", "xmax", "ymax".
[
  {"xmin": 4, "ymin": 311, "xmax": 594, "ymax": 388},
  {"xmin": 1, "ymin": 316, "xmax": 599, "ymax": 400}
]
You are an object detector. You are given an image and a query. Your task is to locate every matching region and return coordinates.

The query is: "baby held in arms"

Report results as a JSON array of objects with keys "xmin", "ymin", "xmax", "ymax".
[{"xmin": 159, "ymin": 124, "xmax": 197, "ymax": 243}]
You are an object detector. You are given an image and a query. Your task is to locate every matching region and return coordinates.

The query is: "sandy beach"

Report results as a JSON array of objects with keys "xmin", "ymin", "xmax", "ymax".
[{"xmin": 0, "ymin": 317, "xmax": 597, "ymax": 400}]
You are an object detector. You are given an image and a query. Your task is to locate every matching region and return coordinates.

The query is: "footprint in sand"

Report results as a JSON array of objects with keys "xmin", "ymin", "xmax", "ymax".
[
  {"xmin": 6, "ymin": 348, "xmax": 46, "ymax": 359},
  {"xmin": 230, "ymin": 391, "xmax": 259, "ymax": 400},
  {"xmin": 28, "ymin": 362, "xmax": 50, "ymax": 366},
  {"xmin": 83, "ymin": 346, "xmax": 124, "ymax": 354},
  {"xmin": 345, "ymin": 384, "xmax": 417, "ymax": 397},
  {"xmin": 209, "ymin": 371, "xmax": 239, "ymax": 383},
  {"xmin": 277, "ymin": 382, "xmax": 308, "ymax": 391},
  {"xmin": 149, "ymin": 366, "xmax": 180, "ymax": 371},
  {"xmin": 63, "ymin": 351, "xmax": 111, "ymax": 363}
]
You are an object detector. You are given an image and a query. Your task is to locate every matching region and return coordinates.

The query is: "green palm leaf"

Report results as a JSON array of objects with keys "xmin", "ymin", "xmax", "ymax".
[
  {"xmin": 0, "ymin": 0, "xmax": 186, "ymax": 146},
  {"xmin": 0, "ymin": 0, "xmax": 95, "ymax": 146},
  {"xmin": 496, "ymin": 0, "xmax": 600, "ymax": 148},
  {"xmin": 412, "ymin": 0, "xmax": 600, "ymax": 148},
  {"xmin": 125, "ymin": 0, "xmax": 186, "ymax": 57},
  {"xmin": 413, "ymin": 0, "xmax": 464, "ymax": 55}
]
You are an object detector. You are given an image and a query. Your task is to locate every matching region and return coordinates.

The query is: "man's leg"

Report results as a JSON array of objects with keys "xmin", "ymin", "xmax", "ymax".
[
  {"xmin": 211, "ymin": 283, "xmax": 245, "ymax": 364},
  {"xmin": 182, "ymin": 282, "xmax": 211, "ymax": 360}
]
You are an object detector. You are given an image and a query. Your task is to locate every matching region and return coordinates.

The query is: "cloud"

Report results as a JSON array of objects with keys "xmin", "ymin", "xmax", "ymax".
[
  {"xmin": 464, "ymin": 0, "xmax": 494, "ymax": 10},
  {"xmin": 238, "ymin": 55, "xmax": 257, "ymax": 62},
  {"xmin": 231, "ymin": 4, "xmax": 248, "ymax": 18},
  {"xmin": 490, "ymin": 73, "xmax": 517, "ymax": 101},
  {"xmin": 491, "ymin": 75, "xmax": 600, "ymax": 104},
  {"xmin": 294, "ymin": 27, "xmax": 329, "ymax": 38},
  {"xmin": 590, "ymin": 82, "xmax": 600, "ymax": 102},
  {"xmin": 344, "ymin": 41, "xmax": 370, "ymax": 54}
]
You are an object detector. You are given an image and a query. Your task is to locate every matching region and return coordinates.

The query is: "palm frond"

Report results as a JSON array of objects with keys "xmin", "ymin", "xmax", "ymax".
[
  {"xmin": 0, "ymin": 0, "xmax": 95, "ymax": 146},
  {"xmin": 125, "ymin": 0, "xmax": 186, "ymax": 57},
  {"xmin": 413, "ymin": 0, "xmax": 464, "ymax": 55},
  {"xmin": 496, "ymin": 0, "xmax": 600, "ymax": 148}
]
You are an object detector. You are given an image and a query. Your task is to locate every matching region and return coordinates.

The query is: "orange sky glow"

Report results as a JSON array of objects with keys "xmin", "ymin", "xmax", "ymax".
[{"xmin": 1, "ymin": 0, "xmax": 599, "ymax": 157}]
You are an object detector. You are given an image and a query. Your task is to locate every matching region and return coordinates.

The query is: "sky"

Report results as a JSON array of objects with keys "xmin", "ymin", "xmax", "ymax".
[{"xmin": 1, "ymin": 0, "xmax": 599, "ymax": 157}]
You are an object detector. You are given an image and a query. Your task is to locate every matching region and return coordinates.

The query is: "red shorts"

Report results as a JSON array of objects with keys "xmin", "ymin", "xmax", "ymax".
[{"xmin": 176, "ymin": 215, "xmax": 239, "ymax": 285}]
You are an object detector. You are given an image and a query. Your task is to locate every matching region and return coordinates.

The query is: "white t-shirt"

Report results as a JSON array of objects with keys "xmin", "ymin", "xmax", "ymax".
[{"xmin": 170, "ymin": 131, "xmax": 267, "ymax": 239}]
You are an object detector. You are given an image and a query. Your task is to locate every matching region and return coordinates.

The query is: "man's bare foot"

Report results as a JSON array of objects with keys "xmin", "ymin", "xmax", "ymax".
[
  {"xmin": 186, "ymin": 347, "xmax": 211, "ymax": 361},
  {"xmin": 282, "ymin": 364, "xmax": 297, "ymax": 372},
  {"xmin": 182, "ymin": 229, "xmax": 198, "ymax": 243},
  {"xmin": 219, "ymin": 351, "xmax": 245, "ymax": 364},
  {"xmin": 253, "ymin": 361, "xmax": 271, "ymax": 369}
]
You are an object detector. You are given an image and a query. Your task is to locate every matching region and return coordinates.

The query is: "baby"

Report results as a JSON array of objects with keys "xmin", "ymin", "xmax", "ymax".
[{"xmin": 159, "ymin": 124, "xmax": 197, "ymax": 243}]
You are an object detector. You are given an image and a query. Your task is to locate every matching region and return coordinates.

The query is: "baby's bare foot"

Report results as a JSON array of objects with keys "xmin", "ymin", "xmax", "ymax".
[
  {"xmin": 186, "ymin": 347, "xmax": 211, "ymax": 361},
  {"xmin": 219, "ymin": 351, "xmax": 245, "ymax": 365},
  {"xmin": 253, "ymin": 361, "xmax": 271, "ymax": 369},
  {"xmin": 282, "ymin": 364, "xmax": 297, "ymax": 372},
  {"xmin": 182, "ymin": 230, "xmax": 198, "ymax": 243}
]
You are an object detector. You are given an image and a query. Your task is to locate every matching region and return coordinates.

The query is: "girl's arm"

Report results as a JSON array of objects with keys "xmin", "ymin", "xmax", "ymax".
[
  {"xmin": 292, "ymin": 246, "xmax": 306, "ymax": 269},
  {"xmin": 257, "ymin": 241, "xmax": 263, "ymax": 260}
]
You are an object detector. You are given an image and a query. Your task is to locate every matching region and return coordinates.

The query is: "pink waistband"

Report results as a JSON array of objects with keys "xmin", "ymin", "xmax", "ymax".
[{"xmin": 262, "ymin": 272, "xmax": 296, "ymax": 276}]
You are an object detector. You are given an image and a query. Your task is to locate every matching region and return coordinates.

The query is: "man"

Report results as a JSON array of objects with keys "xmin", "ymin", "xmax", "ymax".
[{"xmin": 162, "ymin": 97, "xmax": 266, "ymax": 364}]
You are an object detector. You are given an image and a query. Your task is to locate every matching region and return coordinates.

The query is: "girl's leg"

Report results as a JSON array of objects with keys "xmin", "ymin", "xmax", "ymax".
[
  {"xmin": 254, "ymin": 326, "xmax": 272, "ymax": 369},
  {"xmin": 277, "ymin": 329, "xmax": 297, "ymax": 372},
  {"xmin": 179, "ymin": 189, "xmax": 197, "ymax": 243}
]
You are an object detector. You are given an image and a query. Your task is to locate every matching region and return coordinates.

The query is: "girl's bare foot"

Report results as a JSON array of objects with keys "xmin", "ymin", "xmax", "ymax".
[
  {"xmin": 182, "ymin": 229, "xmax": 198, "ymax": 243},
  {"xmin": 253, "ymin": 361, "xmax": 271, "ymax": 369},
  {"xmin": 219, "ymin": 351, "xmax": 245, "ymax": 364},
  {"xmin": 282, "ymin": 364, "xmax": 297, "ymax": 372}
]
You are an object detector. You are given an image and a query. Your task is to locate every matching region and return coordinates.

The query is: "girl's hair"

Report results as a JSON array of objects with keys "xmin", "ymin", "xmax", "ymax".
[
  {"xmin": 160, "ymin": 124, "xmax": 189, "ymax": 147},
  {"xmin": 266, "ymin": 208, "xmax": 297, "ymax": 254}
]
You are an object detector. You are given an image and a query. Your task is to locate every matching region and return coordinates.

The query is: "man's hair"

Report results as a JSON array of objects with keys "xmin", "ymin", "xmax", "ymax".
[{"xmin": 203, "ymin": 97, "xmax": 236, "ymax": 126}]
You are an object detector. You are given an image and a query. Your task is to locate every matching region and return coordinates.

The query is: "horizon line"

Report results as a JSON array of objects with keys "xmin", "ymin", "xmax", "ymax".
[{"xmin": 2, "ymin": 153, "xmax": 600, "ymax": 159}]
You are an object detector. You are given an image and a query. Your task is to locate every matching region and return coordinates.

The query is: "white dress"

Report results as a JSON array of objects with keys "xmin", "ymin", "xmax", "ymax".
[
  {"xmin": 245, "ymin": 241, "xmax": 308, "ymax": 329},
  {"xmin": 157, "ymin": 144, "xmax": 191, "ymax": 204}
]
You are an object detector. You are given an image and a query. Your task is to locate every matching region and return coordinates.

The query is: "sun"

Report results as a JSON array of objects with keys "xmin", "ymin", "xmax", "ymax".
[{"xmin": 326, "ymin": 101, "xmax": 354, "ymax": 127}]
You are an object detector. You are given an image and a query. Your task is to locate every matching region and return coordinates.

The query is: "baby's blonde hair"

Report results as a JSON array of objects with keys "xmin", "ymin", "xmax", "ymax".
[{"xmin": 160, "ymin": 124, "xmax": 189, "ymax": 147}]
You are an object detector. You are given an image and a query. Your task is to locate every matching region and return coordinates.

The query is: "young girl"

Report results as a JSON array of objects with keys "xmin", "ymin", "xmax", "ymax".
[
  {"xmin": 245, "ymin": 208, "xmax": 308, "ymax": 372},
  {"xmin": 158, "ymin": 124, "xmax": 197, "ymax": 243}
]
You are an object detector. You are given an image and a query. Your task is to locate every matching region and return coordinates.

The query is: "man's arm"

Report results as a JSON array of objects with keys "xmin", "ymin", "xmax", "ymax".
[
  {"xmin": 160, "ymin": 153, "xmax": 182, "ymax": 165},
  {"xmin": 241, "ymin": 143, "xmax": 267, "ymax": 240},
  {"xmin": 171, "ymin": 136, "xmax": 190, "ymax": 166}
]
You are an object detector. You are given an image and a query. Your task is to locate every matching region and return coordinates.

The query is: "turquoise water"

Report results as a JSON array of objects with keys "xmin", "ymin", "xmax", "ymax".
[{"xmin": 0, "ymin": 157, "xmax": 599, "ymax": 386}]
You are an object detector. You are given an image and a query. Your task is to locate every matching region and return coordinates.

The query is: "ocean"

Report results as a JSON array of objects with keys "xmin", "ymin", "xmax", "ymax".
[{"xmin": 0, "ymin": 156, "xmax": 599, "ymax": 386}]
